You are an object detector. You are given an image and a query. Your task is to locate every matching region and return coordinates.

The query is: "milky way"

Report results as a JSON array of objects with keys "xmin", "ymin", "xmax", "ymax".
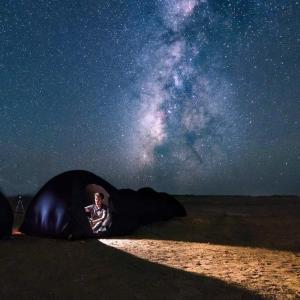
[
  {"xmin": 128, "ymin": 0, "xmax": 240, "ymax": 192},
  {"xmin": 0, "ymin": 0, "xmax": 299, "ymax": 195}
]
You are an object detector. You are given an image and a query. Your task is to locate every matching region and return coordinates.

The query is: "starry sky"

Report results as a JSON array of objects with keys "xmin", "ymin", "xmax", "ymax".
[{"xmin": 1, "ymin": 0, "xmax": 299, "ymax": 196}]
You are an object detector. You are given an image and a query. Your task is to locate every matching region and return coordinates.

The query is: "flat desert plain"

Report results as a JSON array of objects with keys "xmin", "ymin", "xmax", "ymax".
[{"xmin": 1, "ymin": 196, "xmax": 300, "ymax": 299}]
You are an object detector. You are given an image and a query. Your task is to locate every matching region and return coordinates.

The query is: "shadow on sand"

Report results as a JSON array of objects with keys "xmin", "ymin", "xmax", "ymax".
[{"xmin": 0, "ymin": 236, "xmax": 263, "ymax": 299}]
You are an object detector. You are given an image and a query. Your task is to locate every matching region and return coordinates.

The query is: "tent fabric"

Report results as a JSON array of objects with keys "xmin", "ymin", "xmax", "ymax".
[
  {"xmin": 20, "ymin": 170, "xmax": 186, "ymax": 239},
  {"xmin": 0, "ymin": 190, "xmax": 13, "ymax": 239},
  {"xmin": 118, "ymin": 187, "xmax": 186, "ymax": 225}
]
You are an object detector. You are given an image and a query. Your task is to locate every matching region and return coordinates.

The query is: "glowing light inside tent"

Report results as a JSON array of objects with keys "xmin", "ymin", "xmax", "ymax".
[
  {"xmin": 35, "ymin": 193, "xmax": 66, "ymax": 233},
  {"xmin": 55, "ymin": 204, "xmax": 65, "ymax": 231},
  {"xmin": 36, "ymin": 195, "xmax": 53, "ymax": 230}
]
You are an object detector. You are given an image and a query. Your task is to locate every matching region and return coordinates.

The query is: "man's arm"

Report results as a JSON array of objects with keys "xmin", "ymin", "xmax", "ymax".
[
  {"xmin": 84, "ymin": 205, "xmax": 93, "ymax": 213},
  {"xmin": 90, "ymin": 209, "xmax": 107, "ymax": 225}
]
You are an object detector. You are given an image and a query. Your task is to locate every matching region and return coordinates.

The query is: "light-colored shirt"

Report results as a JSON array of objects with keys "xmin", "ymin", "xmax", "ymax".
[{"xmin": 85, "ymin": 204, "xmax": 107, "ymax": 221}]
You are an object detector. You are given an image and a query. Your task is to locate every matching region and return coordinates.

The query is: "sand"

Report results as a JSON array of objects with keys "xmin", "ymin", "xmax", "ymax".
[{"xmin": 1, "ymin": 195, "xmax": 300, "ymax": 299}]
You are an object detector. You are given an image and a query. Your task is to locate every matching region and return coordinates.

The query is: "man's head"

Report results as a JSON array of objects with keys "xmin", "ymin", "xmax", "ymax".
[{"xmin": 94, "ymin": 192, "xmax": 104, "ymax": 207}]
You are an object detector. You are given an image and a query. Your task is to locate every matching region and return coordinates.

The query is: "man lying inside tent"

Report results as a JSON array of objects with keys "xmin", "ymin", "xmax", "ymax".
[{"xmin": 85, "ymin": 192, "xmax": 110, "ymax": 234}]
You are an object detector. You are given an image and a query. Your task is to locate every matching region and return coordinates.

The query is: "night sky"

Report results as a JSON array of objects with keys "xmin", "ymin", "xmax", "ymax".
[{"xmin": 1, "ymin": 0, "xmax": 299, "ymax": 196}]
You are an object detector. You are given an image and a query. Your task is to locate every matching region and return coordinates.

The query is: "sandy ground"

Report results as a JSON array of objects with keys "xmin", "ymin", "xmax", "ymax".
[
  {"xmin": 101, "ymin": 196, "xmax": 300, "ymax": 299},
  {"xmin": 101, "ymin": 235, "xmax": 300, "ymax": 299},
  {"xmin": 1, "ymin": 196, "xmax": 300, "ymax": 299},
  {"xmin": 1, "ymin": 236, "xmax": 265, "ymax": 300}
]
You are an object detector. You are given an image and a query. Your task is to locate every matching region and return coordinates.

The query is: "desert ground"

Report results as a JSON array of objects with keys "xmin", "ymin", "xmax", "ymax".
[{"xmin": 1, "ymin": 196, "xmax": 300, "ymax": 299}]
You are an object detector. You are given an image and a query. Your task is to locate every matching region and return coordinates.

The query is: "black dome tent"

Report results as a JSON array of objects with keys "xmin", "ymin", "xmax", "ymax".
[
  {"xmin": 20, "ymin": 170, "xmax": 186, "ymax": 239},
  {"xmin": 0, "ymin": 190, "xmax": 13, "ymax": 239}
]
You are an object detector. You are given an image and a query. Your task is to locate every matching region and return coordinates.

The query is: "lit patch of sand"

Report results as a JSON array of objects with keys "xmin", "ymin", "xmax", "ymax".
[{"xmin": 100, "ymin": 238, "xmax": 300, "ymax": 299}]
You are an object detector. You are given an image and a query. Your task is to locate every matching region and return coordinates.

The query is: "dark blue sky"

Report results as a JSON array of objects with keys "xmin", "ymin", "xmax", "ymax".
[{"xmin": 1, "ymin": 0, "xmax": 299, "ymax": 195}]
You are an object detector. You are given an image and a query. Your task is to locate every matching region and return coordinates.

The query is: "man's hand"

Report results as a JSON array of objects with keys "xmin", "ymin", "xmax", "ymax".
[{"xmin": 90, "ymin": 218, "xmax": 103, "ymax": 226}]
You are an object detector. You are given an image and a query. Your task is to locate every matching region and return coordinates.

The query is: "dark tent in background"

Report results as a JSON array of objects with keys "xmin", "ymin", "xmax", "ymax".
[
  {"xmin": 118, "ymin": 187, "xmax": 186, "ymax": 225},
  {"xmin": 0, "ymin": 190, "xmax": 13, "ymax": 239},
  {"xmin": 20, "ymin": 170, "xmax": 186, "ymax": 239}
]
